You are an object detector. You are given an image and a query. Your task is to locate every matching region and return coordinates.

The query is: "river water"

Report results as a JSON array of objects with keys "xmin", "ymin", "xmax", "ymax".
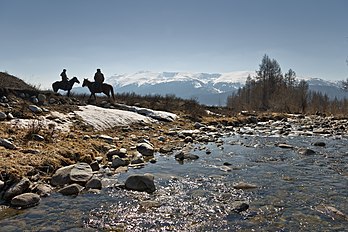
[{"xmin": 0, "ymin": 134, "xmax": 347, "ymax": 231}]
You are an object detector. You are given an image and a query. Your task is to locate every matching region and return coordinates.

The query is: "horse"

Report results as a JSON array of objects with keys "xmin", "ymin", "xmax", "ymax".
[
  {"xmin": 82, "ymin": 78, "xmax": 115, "ymax": 101},
  {"xmin": 52, "ymin": 76, "xmax": 80, "ymax": 97}
]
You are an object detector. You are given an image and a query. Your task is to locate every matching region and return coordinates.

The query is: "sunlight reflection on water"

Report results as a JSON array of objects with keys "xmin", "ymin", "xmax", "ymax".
[{"xmin": 0, "ymin": 135, "xmax": 347, "ymax": 231}]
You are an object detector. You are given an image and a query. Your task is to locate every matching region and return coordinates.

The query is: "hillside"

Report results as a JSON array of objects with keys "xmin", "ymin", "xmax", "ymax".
[{"xmin": 0, "ymin": 72, "xmax": 38, "ymax": 92}]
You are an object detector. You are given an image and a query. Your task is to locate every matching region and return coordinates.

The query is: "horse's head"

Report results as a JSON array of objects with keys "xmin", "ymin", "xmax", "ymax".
[
  {"xmin": 71, "ymin": 76, "xmax": 80, "ymax": 84},
  {"xmin": 82, "ymin": 78, "xmax": 89, "ymax": 87}
]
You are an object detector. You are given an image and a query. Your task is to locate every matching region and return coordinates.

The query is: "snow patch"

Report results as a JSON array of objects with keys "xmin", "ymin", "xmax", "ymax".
[
  {"xmin": 8, "ymin": 111, "xmax": 74, "ymax": 132},
  {"xmin": 74, "ymin": 105, "xmax": 154, "ymax": 130},
  {"xmin": 8, "ymin": 105, "xmax": 177, "ymax": 132}
]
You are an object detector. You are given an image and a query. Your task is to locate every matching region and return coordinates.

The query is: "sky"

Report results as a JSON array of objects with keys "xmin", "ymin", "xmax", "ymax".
[{"xmin": 1, "ymin": 0, "xmax": 348, "ymax": 89}]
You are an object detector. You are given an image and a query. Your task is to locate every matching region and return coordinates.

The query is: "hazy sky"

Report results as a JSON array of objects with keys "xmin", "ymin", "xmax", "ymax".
[{"xmin": 1, "ymin": 0, "xmax": 347, "ymax": 88}]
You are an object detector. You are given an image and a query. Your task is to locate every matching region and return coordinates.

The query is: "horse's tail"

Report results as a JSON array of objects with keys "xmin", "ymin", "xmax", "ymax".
[{"xmin": 52, "ymin": 82, "xmax": 58, "ymax": 92}]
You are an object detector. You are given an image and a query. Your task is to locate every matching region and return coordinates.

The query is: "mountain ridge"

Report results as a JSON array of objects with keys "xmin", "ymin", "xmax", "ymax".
[{"xmin": 72, "ymin": 71, "xmax": 347, "ymax": 106}]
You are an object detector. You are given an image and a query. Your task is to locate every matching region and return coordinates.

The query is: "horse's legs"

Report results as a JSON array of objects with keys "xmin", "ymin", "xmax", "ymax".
[{"xmin": 67, "ymin": 90, "xmax": 70, "ymax": 97}]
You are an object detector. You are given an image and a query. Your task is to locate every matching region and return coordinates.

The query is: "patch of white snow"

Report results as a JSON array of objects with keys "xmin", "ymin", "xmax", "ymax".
[{"xmin": 74, "ymin": 105, "xmax": 154, "ymax": 130}]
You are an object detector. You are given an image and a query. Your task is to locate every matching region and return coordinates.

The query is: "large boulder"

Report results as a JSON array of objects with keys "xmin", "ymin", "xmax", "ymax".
[
  {"xmin": 125, "ymin": 173, "xmax": 156, "ymax": 193},
  {"xmin": 51, "ymin": 163, "xmax": 93, "ymax": 187},
  {"xmin": 3, "ymin": 178, "xmax": 31, "ymax": 200},
  {"xmin": 11, "ymin": 193, "xmax": 40, "ymax": 208}
]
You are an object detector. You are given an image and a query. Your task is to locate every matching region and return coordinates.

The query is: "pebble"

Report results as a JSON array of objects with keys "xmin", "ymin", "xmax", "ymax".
[
  {"xmin": 0, "ymin": 138, "xmax": 17, "ymax": 150},
  {"xmin": 0, "ymin": 112, "xmax": 7, "ymax": 120},
  {"xmin": 98, "ymin": 134, "xmax": 114, "ymax": 143},
  {"xmin": 233, "ymin": 182, "xmax": 258, "ymax": 190},
  {"xmin": 137, "ymin": 143, "xmax": 154, "ymax": 156},
  {"xmin": 28, "ymin": 105, "xmax": 43, "ymax": 113},
  {"xmin": 313, "ymin": 141, "xmax": 326, "ymax": 147},
  {"xmin": 278, "ymin": 143, "xmax": 294, "ymax": 149},
  {"xmin": 298, "ymin": 148, "xmax": 316, "ymax": 156}
]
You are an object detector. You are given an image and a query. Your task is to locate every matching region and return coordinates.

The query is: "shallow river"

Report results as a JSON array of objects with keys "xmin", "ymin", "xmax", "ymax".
[{"xmin": 1, "ymin": 134, "xmax": 347, "ymax": 231}]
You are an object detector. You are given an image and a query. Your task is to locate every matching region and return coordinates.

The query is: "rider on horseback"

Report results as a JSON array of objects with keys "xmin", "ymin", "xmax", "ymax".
[
  {"xmin": 60, "ymin": 69, "xmax": 69, "ymax": 89},
  {"xmin": 94, "ymin": 68, "xmax": 105, "ymax": 92}
]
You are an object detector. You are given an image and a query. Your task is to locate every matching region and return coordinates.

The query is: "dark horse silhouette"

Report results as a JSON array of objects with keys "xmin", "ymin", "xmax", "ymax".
[
  {"xmin": 52, "ymin": 76, "xmax": 80, "ymax": 97},
  {"xmin": 82, "ymin": 78, "xmax": 115, "ymax": 100}
]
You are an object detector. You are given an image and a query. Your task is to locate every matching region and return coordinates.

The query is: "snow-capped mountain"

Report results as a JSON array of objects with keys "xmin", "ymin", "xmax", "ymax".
[
  {"xmin": 107, "ymin": 71, "xmax": 253, "ymax": 87},
  {"xmin": 73, "ymin": 71, "xmax": 348, "ymax": 106},
  {"xmin": 103, "ymin": 71, "xmax": 254, "ymax": 105}
]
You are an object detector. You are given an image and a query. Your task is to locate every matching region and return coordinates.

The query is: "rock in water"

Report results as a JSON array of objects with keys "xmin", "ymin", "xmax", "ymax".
[
  {"xmin": 278, "ymin": 143, "xmax": 294, "ymax": 149},
  {"xmin": 34, "ymin": 184, "xmax": 53, "ymax": 197},
  {"xmin": 111, "ymin": 156, "xmax": 127, "ymax": 168},
  {"xmin": 11, "ymin": 193, "xmax": 40, "ymax": 208},
  {"xmin": 233, "ymin": 182, "xmax": 258, "ymax": 190},
  {"xmin": 298, "ymin": 148, "xmax": 316, "ymax": 156},
  {"xmin": 69, "ymin": 163, "xmax": 93, "ymax": 184},
  {"xmin": 174, "ymin": 150, "xmax": 199, "ymax": 161},
  {"xmin": 85, "ymin": 177, "xmax": 102, "ymax": 190},
  {"xmin": 233, "ymin": 202, "xmax": 249, "ymax": 213},
  {"xmin": 125, "ymin": 173, "xmax": 156, "ymax": 193},
  {"xmin": 51, "ymin": 164, "xmax": 75, "ymax": 187},
  {"xmin": 315, "ymin": 204, "xmax": 348, "ymax": 220},
  {"xmin": 3, "ymin": 178, "xmax": 31, "ymax": 200},
  {"xmin": 58, "ymin": 184, "xmax": 84, "ymax": 196},
  {"xmin": 313, "ymin": 141, "xmax": 326, "ymax": 147},
  {"xmin": 51, "ymin": 163, "xmax": 93, "ymax": 187}
]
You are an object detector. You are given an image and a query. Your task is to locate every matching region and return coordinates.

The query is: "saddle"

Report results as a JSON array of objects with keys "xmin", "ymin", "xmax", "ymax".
[
  {"xmin": 93, "ymin": 82, "xmax": 103, "ymax": 92},
  {"xmin": 61, "ymin": 80, "xmax": 69, "ymax": 89}
]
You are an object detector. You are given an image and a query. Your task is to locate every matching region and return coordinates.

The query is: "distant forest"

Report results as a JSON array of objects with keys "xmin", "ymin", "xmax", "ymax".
[{"xmin": 227, "ymin": 55, "xmax": 348, "ymax": 116}]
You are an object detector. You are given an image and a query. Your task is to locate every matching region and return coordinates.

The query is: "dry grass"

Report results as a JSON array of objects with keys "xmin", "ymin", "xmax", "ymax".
[{"xmin": 0, "ymin": 114, "xmax": 196, "ymax": 182}]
